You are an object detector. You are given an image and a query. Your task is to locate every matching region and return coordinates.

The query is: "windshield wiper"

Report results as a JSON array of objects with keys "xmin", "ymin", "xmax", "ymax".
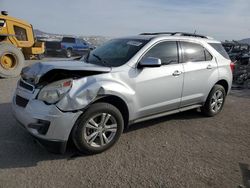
[{"xmin": 92, "ymin": 54, "xmax": 110, "ymax": 67}]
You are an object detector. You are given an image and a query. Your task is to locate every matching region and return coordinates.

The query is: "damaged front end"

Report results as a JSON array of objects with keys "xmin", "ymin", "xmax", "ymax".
[
  {"xmin": 13, "ymin": 60, "xmax": 113, "ymax": 153},
  {"xmin": 21, "ymin": 60, "xmax": 111, "ymax": 85},
  {"xmin": 20, "ymin": 60, "xmax": 112, "ymax": 110}
]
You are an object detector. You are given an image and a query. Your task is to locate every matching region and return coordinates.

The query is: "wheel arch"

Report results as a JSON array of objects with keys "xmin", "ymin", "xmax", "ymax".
[
  {"xmin": 92, "ymin": 95, "xmax": 130, "ymax": 129},
  {"xmin": 66, "ymin": 47, "xmax": 73, "ymax": 51},
  {"xmin": 203, "ymin": 79, "xmax": 230, "ymax": 105},
  {"xmin": 215, "ymin": 79, "xmax": 229, "ymax": 94}
]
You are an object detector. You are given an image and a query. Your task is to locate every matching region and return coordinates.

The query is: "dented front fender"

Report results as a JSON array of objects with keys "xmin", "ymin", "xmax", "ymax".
[{"xmin": 56, "ymin": 76, "xmax": 135, "ymax": 113}]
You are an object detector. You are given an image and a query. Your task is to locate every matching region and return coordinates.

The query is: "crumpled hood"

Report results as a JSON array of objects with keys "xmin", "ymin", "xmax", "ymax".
[{"xmin": 21, "ymin": 60, "xmax": 111, "ymax": 84}]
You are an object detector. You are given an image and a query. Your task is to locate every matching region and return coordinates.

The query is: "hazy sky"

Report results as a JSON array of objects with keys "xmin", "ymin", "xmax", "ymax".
[{"xmin": 1, "ymin": 0, "xmax": 250, "ymax": 40}]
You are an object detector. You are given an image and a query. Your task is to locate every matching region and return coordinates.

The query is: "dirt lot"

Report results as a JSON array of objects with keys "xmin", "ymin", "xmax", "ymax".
[{"xmin": 0, "ymin": 59, "xmax": 250, "ymax": 188}]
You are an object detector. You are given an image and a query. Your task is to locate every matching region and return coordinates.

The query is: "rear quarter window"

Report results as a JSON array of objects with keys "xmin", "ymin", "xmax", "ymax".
[{"xmin": 209, "ymin": 43, "xmax": 230, "ymax": 60}]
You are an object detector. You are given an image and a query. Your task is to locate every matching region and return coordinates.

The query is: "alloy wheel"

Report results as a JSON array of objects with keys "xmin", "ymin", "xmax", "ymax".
[
  {"xmin": 210, "ymin": 90, "xmax": 224, "ymax": 113},
  {"xmin": 83, "ymin": 113, "xmax": 117, "ymax": 148}
]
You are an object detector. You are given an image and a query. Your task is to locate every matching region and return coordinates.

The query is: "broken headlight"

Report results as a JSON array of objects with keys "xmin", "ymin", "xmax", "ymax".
[{"xmin": 38, "ymin": 79, "xmax": 73, "ymax": 104}]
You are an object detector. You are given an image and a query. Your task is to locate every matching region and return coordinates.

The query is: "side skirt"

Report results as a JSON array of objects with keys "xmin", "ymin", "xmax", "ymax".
[{"xmin": 131, "ymin": 104, "xmax": 202, "ymax": 124}]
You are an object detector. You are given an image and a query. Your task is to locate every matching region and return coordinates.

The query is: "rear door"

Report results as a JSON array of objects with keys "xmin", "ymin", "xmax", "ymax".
[{"xmin": 179, "ymin": 41, "xmax": 218, "ymax": 107}]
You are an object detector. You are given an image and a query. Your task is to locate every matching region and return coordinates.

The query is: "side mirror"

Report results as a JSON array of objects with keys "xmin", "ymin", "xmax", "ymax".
[{"xmin": 139, "ymin": 57, "xmax": 161, "ymax": 68}]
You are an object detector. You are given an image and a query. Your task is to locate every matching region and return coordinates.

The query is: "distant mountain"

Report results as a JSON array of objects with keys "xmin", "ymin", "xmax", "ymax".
[
  {"xmin": 33, "ymin": 29, "xmax": 109, "ymax": 46},
  {"xmin": 34, "ymin": 29, "xmax": 64, "ymax": 37},
  {"xmin": 239, "ymin": 38, "xmax": 250, "ymax": 45},
  {"xmin": 33, "ymin": 29, "xmax": 48, "ymax": 36}
]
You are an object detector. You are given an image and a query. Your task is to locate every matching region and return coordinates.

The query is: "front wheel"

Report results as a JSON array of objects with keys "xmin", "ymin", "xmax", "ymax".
[
  {"xmin": 201, "ymin": 85, "xmax": 226, "ymax": 117},
  {"xmin": 72, "ymin": 103, "xmax": 124, "ymax": 154}
]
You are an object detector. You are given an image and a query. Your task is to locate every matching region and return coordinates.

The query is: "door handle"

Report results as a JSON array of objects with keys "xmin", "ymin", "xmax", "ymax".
[
  {"xmin": 207, "ymin": 64, "xmax": 212, "ymax": 69},
  {"xmin": 172, "ymin": 70, "xmax": 182, "ymax": 76}
]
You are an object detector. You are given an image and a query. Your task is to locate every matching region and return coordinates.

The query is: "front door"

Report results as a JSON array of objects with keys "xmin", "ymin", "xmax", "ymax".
[{"xmin": 133, "ymin": 41, "xmax": 184, "ymax": 117}]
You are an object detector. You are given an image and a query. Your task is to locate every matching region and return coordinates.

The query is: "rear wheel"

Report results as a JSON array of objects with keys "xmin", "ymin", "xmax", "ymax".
[
  {"xmin": 65, "ymin": 48, "xmax": 72, "ymax": 58},
  {"xmin": 72, "ymin": 103, "xmax": 124, "ymax": 154},
  {"xmin": 0, "ymin": 43, "xmax": 24, "ymax": 78},
  {"xmin": 201, "ymin": 84, "xmax": 226, "ymax": 117}
]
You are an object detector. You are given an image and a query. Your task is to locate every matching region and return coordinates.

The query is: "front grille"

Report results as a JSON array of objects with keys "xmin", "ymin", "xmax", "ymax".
[
  {"xmin": 19, "ymin": 80, "xmax": 34, "ymax": 91},
  {"xmin": 16, "ymin": 95, "xmax": 29, "ymax": 108}
]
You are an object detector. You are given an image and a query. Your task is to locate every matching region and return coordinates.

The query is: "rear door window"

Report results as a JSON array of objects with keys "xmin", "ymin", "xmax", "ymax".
[{"xmin": 181, "ymin": 42, "xmax": 208, "ymax": 62}]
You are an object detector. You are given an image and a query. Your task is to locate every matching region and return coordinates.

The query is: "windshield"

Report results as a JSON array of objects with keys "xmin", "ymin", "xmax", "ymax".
[{"xmin": 83, "ymin": 38, "xmax": 149, "ymax": 67}]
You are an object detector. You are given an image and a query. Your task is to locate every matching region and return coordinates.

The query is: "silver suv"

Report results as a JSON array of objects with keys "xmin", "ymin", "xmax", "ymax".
[{"xmin": 12, "ymin": 32, "xmax": 233, "ymax": 154}]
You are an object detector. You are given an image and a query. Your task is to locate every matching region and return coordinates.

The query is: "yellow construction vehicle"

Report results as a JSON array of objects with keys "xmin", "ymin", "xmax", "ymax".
[{"xmin": 0, "ymin": 11, "xmax": 45, "ymax": 78}]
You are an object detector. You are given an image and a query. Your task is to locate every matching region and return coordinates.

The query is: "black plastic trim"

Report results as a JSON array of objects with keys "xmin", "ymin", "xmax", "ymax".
[{"xmin": 35, "ymin": 136, "xmax": 67, "ymax": 154}]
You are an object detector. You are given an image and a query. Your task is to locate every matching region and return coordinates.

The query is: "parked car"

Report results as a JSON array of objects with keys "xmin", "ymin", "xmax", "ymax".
[
  {"xmin": 222, "ymin": 41, "xmax": 250, "ymax": 61},
  {"xmin": 233, "ymin": 54, "xmax": 250, "ymax": 87},
  {"xmin": 12, "ymin": 32, "xmax": 233, "ymax": 154},
  {"xmin": 45, "ymin": 37, "xmax": 95, "ymax": 58}
]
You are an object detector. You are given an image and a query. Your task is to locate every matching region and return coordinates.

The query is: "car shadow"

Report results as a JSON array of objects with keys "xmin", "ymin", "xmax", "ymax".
[
  {"xmin": 0, "ymin": 102, "xmax": 205, "ymax": 169},
  {"xmin": 239, "ymin": 163, "xmax": 250, "ymax": 188},
  {"xmin": 0, "ymin": 103, "xmax": 87, "ymax": 169}
]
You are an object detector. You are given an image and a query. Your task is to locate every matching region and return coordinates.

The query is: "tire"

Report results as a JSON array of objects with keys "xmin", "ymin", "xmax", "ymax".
[
  {"xmin": 0, "ymin": 43, "xmax": 24, "ymax": 78},
  {"xmin": 65, "ymin": 48, "xmax": 72, "ymax": 58},
  {"xmin": 201, "ymin": 84, "xmax": 226, "ymax": 117},
  {"xmin": 72, "ymin": 102, "xmax": 124, "ymax": 154},
  {"xmin": 37, "ymin": 53, "xmax": 44, "ymax": 60}
]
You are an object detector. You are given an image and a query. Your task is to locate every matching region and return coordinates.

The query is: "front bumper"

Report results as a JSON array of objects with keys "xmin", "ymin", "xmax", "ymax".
[
  {"xmin": 34, "ymin": 136, "xmax": 67, "ymax": 154},
  {"xmin": 12, "ymin": 89, "xmax": 82, "ymax": 153}
]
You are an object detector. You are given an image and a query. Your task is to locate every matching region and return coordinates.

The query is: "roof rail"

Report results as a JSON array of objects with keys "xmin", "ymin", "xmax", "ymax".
[{"xmin": 139, "ymin": 32, "xmax": 209, "ymax": 39}]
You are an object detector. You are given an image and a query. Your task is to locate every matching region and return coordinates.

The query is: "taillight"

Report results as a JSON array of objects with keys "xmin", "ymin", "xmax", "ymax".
[{"xmin": 230, "ymin": 62, "xmax": 235, "ymax": 72}]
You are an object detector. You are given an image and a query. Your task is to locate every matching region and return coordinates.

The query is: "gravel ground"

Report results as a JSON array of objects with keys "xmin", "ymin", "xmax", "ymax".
[{"xmin": 0, "ymin": 59, "xmax": 250, "ymax": 188}]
